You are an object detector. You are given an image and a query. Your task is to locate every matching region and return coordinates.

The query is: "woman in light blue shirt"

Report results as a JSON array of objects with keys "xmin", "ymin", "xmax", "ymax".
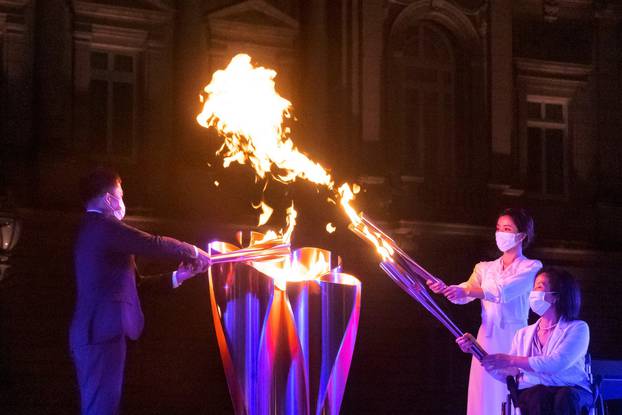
[{"xmin": 457, "ymin": 267, "xmax": 592, "ymax": 415}]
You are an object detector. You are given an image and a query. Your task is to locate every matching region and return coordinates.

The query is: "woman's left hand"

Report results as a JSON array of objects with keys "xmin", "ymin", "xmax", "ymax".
[
  {"xmin": 442, "ymin": 285, "xmax": 468, "ymax": 301},
  {"xmin": 482, "ymin": 354, "xmax": 514, "ymax": 371}
]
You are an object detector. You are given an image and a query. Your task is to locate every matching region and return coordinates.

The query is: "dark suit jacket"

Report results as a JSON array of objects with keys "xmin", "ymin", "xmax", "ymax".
[{"xmin": 69, "ymin": 212, "xmax": 197, "ymax": 349}]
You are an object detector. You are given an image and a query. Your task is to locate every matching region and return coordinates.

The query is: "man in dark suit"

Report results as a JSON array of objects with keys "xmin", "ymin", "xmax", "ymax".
[{"xmin": 69, "ymin": 168, "xmax": 210, "ymax": 415}]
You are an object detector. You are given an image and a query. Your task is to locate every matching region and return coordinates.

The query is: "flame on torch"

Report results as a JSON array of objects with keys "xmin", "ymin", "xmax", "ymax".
[
  {"xmin": 254, "ymin": 201, "xmax": 274, "ymax": 226},
  {"xmin": 196, "ymin": 54, "xmax": 333, "ymax": 187},
  {"xmin": 196, "ymin": 54, "xmax": 489, "ymax": 359},
  {"xmin": 196, "ymin": 53, "xmax": 394, "ymax": 262}
]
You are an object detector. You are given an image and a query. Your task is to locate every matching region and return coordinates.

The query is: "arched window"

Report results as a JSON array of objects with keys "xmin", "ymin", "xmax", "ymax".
[
  {"xmin": 388, "ymin": 19, "xmax": 477, "ymax": 181},
  {"xmin": 390, "ymin": 22, "xmax": 455, "ymax": 178}
]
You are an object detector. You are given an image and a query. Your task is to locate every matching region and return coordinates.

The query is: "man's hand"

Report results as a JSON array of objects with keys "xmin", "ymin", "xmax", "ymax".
[
  {"xmin": 193, "ymin": 247, "xmax": 211, "ymax": 270},
  {"xmin": 175, "ymin": 261, "xmax": 205, "ymax": 285}
]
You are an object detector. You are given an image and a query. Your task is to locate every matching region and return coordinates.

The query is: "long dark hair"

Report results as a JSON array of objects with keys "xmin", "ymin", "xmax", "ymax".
[
  {"xmin": 538, "ymin": 267, "xmax": 582, "ymax": 321},
  {"xmin": 499, "ymin": 208, "xmax": 535, "ymax": 248}
]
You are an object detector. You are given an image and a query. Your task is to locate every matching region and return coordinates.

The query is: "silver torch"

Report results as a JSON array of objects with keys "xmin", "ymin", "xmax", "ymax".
[
  {"xmin": 207, "ymin": 232, "xmax": 362, "ymax": 415},
  {"xmin": 349, "ymin": 215, "xmax": 487, "ymax": 361}
]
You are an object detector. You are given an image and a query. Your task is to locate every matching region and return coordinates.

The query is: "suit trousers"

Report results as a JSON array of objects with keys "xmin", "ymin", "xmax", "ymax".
[
  {"xmin": 72, "ymin": 336, "xmax": 126, "ymax": 415},
  {"xmin": 517, "ymin": 384, "xmax": 593, "ymax": 415}
]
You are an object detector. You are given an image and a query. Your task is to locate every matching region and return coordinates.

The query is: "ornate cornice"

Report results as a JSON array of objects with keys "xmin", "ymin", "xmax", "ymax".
[
  {"xmin": 515, "ymin": 58, "xmax": 592, "ymax": 79},
  {"xmin": 387, "ymin": 0, "xmax": 487, "ymax": 17},
  {"xmin": 0, "ymin": 0, "xmax": 30, "ymax": 8},
  {"xmin": 205, "ymin": 0, "xmax": 299, "ymax": 49},
  {"xmin": 73, "ymin": 1, "xmax": 174, "ymax": 25},
  {"xmin": 515, "ymin": 58, "xmax": 592, "ymax": 98},
  {"xmin": 0, "ymin": 0, "xmax": 29, "ymax": 35}
]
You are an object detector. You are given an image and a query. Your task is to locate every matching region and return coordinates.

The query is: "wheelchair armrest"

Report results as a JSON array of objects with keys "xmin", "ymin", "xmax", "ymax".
[
  {"xmin": 591, "ymin": 374, "xmax": 602, "ymax": 408},
  {"xmin": 507, "ymin": 375, "xmax": 520, "ymax": 408}
]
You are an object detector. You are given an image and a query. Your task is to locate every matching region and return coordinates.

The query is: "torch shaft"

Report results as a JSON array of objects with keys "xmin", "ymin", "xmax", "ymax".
[
  {"xmin": 380, "ymin": 261, "xmax": 462, "ymax": 337},
  {"xmin": 354, "ymin": 216, "xmax": 445, "ymax": 285},
  {"xmin": 379, "ymin": 260, "xmax": 487, "ymax": 361},
  {"xmin": 208, "ymin": 244, "xmax": 291, "ymax": 264}
]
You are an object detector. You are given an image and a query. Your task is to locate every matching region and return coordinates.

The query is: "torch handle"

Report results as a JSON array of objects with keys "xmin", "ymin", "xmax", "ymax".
[
  {"xmin": 379, "ymin": 261, "xmax": 488, "ymax": 361},
  {"xmin": 208, "ymin": 244, "xmax": 290, "ymax": 265},
  {"xmin": 357, "ymin": 215, "xmax": 446, "ymax": 285}
]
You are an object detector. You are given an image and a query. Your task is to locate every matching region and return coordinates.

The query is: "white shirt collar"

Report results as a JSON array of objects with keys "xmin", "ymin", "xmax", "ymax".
[{"xmin": 497, "ymin": 254, "xmax": 526, "ymax": 272}]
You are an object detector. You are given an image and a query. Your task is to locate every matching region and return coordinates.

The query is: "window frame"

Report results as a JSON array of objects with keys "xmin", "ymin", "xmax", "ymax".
[
  {"xmin": 524, "ymin": 95, "xmax": 569, "ymax": 198},
  {"xmin": 515, "ymin": 58, "xmax": 592, "ymax": 202},
  {"xmin": 391, "ymin": 22, "xmax": 457, "ymax": 179},
  {"xmin": 88, "ymin": 47, "xmax": 140, "ymax": 161}
]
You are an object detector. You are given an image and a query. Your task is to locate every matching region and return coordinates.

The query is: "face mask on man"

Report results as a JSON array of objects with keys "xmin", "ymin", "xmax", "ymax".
[
  {"xmin": 495, "ymin": 231, "xmax": 524, "ymax": 252},
  {"xmin": 529, "ymin": 290, "xmax": 557, "ymax": 316},
  {"xmin": 107, "ymin": 193, "xmax": 126, "ymax": 221}
]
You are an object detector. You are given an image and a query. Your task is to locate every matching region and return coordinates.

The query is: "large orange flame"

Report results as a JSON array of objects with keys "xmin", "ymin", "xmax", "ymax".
[
  {"xmin": 197, "ymin": 54, "xmax": 333, "ymax": 187},
  {"xmin": 197, "ymin": 53, "xmax": 393, "ymax": 262}
]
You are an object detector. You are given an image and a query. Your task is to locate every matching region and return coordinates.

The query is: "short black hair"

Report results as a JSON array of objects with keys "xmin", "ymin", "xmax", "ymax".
[
  {"xmin": 79, "ymin": 168, "xmax": 121, "ymax": 206},
  {"xmin": 537, "ymin": 267, "xmax": 581, "ymax": 321},
  {"xmin": 498, "ymin": 208, "xmax": 535, "ymax": 248}
]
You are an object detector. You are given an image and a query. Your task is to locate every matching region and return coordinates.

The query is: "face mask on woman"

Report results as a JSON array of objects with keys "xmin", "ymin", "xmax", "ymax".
[
  {"xmin": 529, "ymin": 291, "xmax": 557, "ymax": 316},
  {"xmin": 495, "ymin": 231, "xmax": 524, "ymax": 252}
]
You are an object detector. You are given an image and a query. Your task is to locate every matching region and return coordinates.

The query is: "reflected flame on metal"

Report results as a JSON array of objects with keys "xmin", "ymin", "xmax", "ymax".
[{"xmin": 208, "ymin": 233, "xmax": 361, "ymax": 415}]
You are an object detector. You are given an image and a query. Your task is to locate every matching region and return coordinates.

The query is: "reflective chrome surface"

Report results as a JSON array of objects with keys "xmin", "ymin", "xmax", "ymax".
[{"xmin": 208, "ymin": 236, "xmax": 361, "ymax": 415}]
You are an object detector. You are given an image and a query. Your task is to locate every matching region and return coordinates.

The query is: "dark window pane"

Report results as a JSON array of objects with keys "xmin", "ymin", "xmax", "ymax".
[
  {"xmin": 423, "ymin": 91, "xmax": 439, "ymax": 175},
  {"xmin": 443, "ymin": 71, "xmax": 452, "ymax": 86},
  {"xmin": 545, "ymin": 129, "xmax": 564, "ymax": 194},
  {"xmin": 545, "ymin": 104, "xmax": 564, "ymax": 122},
  {"xmin": 445, "ymin": 92, "xmax": 457, "ymax": 173},
  {"xmin": 112, "ymin": 82, "xmax": 134, "ymax": 156},
  {"xmin": 527, "ymin": 127, "xmax": 542, "ymax": 192},
  {"xmin": 411, "ymin": 67, "xmax": 437, "ymax": 83},
  {"xmin": 114, "ymin": 55, "xmax": 134, "ymax": 73},
  {"xmin": 402, "ymin": 34, "xmax": 419, "ymax": 57},
  {"xmin": 423, "ymin": 27, "xmax": 439, "ymax": 62},
  {"xmin": 90, "ymin": 52, "xmax": 108, "ymax": 70},
  {"xmin": 436, "ymin": 38, "xmax": 450, "ymax": 64},
  {"xmin": 394, "ymin": 22, "xmax": 455, "ymax": 179},
  {"xmin": 423, "ymin": 26, "xmax": 450, "ymax": 64},
  {"xmin": 89, "ymin": 80, "xmax": 108, "ymax": 153},
  {"xmin": 527, "ymin": 102, "xmax": 541, "ymax": 120},
  {"xmin": 403, "ymin": 89, "xmax": 422, "ymax": 175}
]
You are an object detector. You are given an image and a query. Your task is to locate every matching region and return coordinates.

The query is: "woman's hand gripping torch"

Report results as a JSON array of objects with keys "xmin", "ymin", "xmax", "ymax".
[{"xmin": 348, "ymin": 215, "xmax": 487, "ymax": 361}]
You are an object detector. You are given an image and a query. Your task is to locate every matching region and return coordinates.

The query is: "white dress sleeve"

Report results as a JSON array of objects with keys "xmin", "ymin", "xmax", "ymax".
[{"xmin": 450, "ymin": 262, "xmax": 484, "ymax": 304}]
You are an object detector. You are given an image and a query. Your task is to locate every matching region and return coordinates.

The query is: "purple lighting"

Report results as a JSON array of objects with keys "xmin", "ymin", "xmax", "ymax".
[{"xmin": 208, "ymin": 235, "xmax": 361, "ymax": 415}]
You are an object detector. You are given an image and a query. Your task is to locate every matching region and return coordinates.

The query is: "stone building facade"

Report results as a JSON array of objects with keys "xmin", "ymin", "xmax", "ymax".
[
  {"xmin": 1, "ymin": 1, "xmax": 622, "ymax": 413},
  {"xmin": 2, "ymin": 0, "xmax": 622, "ymax": 240}
]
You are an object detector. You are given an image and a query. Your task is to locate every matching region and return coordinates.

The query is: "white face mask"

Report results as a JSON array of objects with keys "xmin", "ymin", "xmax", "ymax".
[
  {"xmin": 495, "ymin": 231, "xmax": 523, "ymax": 252},
  {"xmin": 107, "ymin": 193, "xmax": 126, "ymax": 221},
  {"xmin": 529, "ymin": 290, "xmax": 556, "ymax": 316}
]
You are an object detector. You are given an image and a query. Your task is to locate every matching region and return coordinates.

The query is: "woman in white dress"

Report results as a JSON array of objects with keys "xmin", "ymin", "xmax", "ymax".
[{"xmin": 427, "ymin": 208, "xmax": 542, "ymax": 415}]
